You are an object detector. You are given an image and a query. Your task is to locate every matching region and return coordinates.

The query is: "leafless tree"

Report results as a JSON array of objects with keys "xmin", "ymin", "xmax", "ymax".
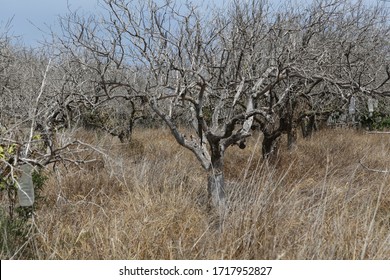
[
  {"xmin": 0, "ymin": 29, "xmax": 111, "ymax": 218},
  {"xmin": 252, "ymin": 0, "xmax": 390, "ymax": 154},
  {"xmin": 54, "ymin": 0, "xmax": 390, "ymax": 216}
]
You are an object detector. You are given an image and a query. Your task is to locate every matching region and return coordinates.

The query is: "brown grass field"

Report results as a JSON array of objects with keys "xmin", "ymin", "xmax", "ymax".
[{"xmin": 1, "ymin": 128, "xmax": 390, "ymax": 259}]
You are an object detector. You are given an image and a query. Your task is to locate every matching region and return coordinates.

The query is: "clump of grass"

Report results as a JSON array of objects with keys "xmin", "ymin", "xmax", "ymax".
[{"xmin": 2, "ymin": 128, "xmax": 389, "ymax": 259}]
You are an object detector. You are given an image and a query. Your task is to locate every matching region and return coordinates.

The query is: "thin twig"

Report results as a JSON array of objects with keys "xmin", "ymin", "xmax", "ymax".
[{"xmin": 359, "ymin": 159, "xmax": 389, "ymax": 173}]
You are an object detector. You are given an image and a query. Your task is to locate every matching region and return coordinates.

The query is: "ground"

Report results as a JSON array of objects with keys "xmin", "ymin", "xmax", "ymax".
[{"xmin": 1, "ymin": 128, "xmax": 390, "ymax": 259}]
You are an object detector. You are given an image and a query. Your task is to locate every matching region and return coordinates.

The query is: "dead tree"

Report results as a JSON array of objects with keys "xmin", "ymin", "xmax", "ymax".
[
  {"xmin": 0, "ymin": 30, "xmax": 114, "ymax": 220},
  {"xmin": 55, "ymin": 0, "xmax": 390, "ymax": 215},
  {"xmin": 253, "ymin": 0, "xmax": 390, "ymax": 157}
]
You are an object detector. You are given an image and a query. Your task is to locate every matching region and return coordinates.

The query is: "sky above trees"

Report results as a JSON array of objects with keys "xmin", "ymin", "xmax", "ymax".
[
  {"xmin": 0, "ymin": 0, "xmax": 100, "ymax": 46},
  {"xmin": 0, "ymin": 0, "xmax": 388, "ymax": 47}
]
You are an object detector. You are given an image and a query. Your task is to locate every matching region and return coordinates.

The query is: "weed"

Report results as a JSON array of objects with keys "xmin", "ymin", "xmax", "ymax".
[{"xmin": 2, "ymin": 128, "xmax": 390, "ymax": 259}]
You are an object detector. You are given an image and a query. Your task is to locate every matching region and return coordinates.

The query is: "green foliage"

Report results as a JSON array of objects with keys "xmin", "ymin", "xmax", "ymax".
[
  {"xmin": 80, "ymin": 107, "xmax": 134, "ymax": 142},
  {"xmin": 0, "ymin": 143, "xmax": 17, "ymax": 213},
  {"xmin": 380, "ymin": 116, "xmax": 390, "ymax": 129},
  {"xmin": 0, "ymin": 207, "xmax": 30, "ymax": 258},
  {"xmin": 202, "ymin": 106, "xmax": 214, "ymax": 123},
  {"xmin": 31, "ymin": 168, "xmax": 47, "ymax": 205},
  {"xmin": 81, "ymin": 109, "xmax": 111, "ymax": 129},
  {"xmin": 361, "ymin": 112, "xmax": 390, "ymax": 131},
  {"xmin": 0, "ymin": 179, "xmax": 32, "ymax": 258},
  {"xmin": 0, "ymin": 141, "xmax": 47, "ymax": 257},
  {"xmin": 0, "ymin": 168, "xmax": 47, "ymax": 259},
  {"xmin": 0, "ymin": 144, "xmax": 16, "ymax": 159}
]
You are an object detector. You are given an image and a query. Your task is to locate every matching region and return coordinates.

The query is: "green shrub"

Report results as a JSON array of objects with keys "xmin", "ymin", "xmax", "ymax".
[
  {"xmin": 360, "ymin": 112, "xmax": 390, "ymax": 130},
  {"xmin": 0, "ymin": 167, "xmax": 47, "ymax": 259}
]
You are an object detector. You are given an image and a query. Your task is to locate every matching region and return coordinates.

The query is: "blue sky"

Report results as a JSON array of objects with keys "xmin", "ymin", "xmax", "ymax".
[
  {"xmin": 0, "ymin": 0, "xmax": 100, "ymax": 46},
  {"xmin": 0, "ymin": 0, "xmax": 388, "ymax": 47}
]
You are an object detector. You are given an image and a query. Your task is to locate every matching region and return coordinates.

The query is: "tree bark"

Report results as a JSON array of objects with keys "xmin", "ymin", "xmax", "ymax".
[
  {"xmin": 262, "ymin": 130, "xmax": 282, "ymax": 160},
  {"xmin": 207, "ymin": 143, "xmax": 227, "ymax": 218},
  {"xmin": 301, "ymin": 114, "xmax": 316, "ymax": 138},
  {"xmin": 287, "ymin": 125, "xmax": 297, "ymax": 150},
  {"xmin": 207, "ymin": 171, "xmax": 226, "ymax": 211}
]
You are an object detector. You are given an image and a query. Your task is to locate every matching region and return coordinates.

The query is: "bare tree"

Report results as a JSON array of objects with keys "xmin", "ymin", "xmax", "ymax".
[
  {"xmin": 54, "ymin": 0, "xmax": 390, "ymax": 217},
  {"xmin": 56, "ymin": 0, "xmax": 264, "ymax": 214},
  {"xmin": 0, "ymin": 30, "xmax": 111, "ymax": 219},
  {"xmin": 248, "ymin": 0, "xmax": 390, "ymax": 156}
]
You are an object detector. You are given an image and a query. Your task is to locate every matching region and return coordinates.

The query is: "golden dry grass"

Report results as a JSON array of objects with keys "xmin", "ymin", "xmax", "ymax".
[{"xmin": 1, "ymin": 128, "xmax": 390, "ymax": 259}]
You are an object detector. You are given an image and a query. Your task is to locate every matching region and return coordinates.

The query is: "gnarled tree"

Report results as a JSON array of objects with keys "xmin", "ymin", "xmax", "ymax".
[{"xmin": 55, "ymin": 0, "xmax": 390, "ymax": 216}]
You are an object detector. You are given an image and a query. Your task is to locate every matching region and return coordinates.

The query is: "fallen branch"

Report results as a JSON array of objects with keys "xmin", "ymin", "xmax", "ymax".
[
  {"xmin": 366, "ymin": 131, "xmax": 390, "ymax": 134},
  {"xmin": 359, "ymin": 159, "xmax": 389, "ymax": 173}
]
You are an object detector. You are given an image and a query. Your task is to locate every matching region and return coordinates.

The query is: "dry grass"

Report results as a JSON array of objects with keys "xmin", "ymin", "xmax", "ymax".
[{"xmin": 1, "ymin": 128, "xmax": 390, "ymax": 259}]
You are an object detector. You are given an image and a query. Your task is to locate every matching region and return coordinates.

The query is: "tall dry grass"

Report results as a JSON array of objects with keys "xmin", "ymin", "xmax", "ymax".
[{"xmin": 1, "ymin": 128, "xmax": 390, "ymax": 259}]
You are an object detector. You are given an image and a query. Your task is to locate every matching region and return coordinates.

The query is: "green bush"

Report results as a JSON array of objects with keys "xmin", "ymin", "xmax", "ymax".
[
  {"xmin": 360, "ymin": 112, "xmax": 390, "ymax": 131},
  {"xmin": 0, "ymin": 167, "xmax": 47, "ymax": 259}
]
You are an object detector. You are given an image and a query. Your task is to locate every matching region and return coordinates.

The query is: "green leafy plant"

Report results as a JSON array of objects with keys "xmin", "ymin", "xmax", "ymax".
[
  {"xmin": 361, "ymin": 112, "xmax": 390, "ymax": 131},
  {"xmin": 1, "ymin": 142, "xmax": 48, "ymax": 258}
]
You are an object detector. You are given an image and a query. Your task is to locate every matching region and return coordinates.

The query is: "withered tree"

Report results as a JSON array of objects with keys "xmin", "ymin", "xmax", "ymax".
[
  {"xmin": 0, "ymin": 28, "xmax": 111, "ymax": 219},
  {"xmin": 57, "ymin": 0, "xmax": 271, "ymax": 213},
  {"xmin": 56, "ymin": 0, "xmax": 390, "ymax": 213},
  {"xmin": 251, "ymin": 0, "xmax": 390, "ymax": 155}
]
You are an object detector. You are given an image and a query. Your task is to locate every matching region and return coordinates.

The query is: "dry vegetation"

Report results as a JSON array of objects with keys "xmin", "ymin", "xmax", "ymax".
[{"xmin": 1, "ymin": 128, "xmax": 390, "ymax": 259}]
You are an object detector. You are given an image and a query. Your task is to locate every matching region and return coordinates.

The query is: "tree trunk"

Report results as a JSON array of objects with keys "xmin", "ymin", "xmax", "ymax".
[
  {"xmin": 207, "ymin": 143, "xmax": 226, "ymax": 220},
  {"xmin": 285, "ymin": 95, "xmax": 296, "ymax": 150},
  {"xmin": 286, "ymin": 116, "xmax": 297, "ymax": 150},
  {"xmin": 301, "ymin": 114, "xmax": 316, "ymax": 138},
  {"xmin": 207, "ymin": 171, "xmax": 226, "ymax": 211},
  {"xmin": 287, "ymin": 126, "xmax": 296, "ymax": 150},
  {"xmin": 262, "ymin": 130, "xmax": 281, "ymax": 160}
]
